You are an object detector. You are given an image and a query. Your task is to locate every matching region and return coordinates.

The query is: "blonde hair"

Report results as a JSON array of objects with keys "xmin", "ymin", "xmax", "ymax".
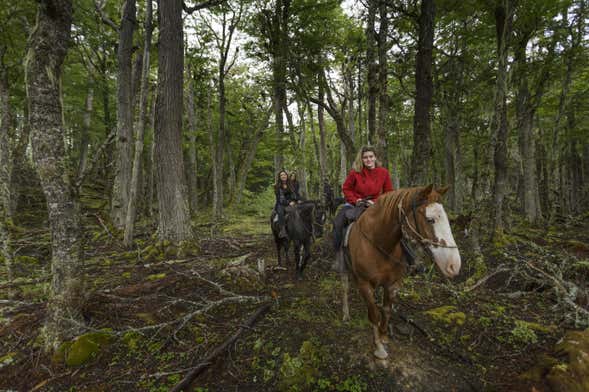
[{"xmin": 352, "ymin": 146, "xmax": 382, "ymax": 172}]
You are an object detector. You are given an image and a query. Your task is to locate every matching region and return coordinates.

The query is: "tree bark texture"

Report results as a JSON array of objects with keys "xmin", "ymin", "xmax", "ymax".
[
  {"xmin": 26, "ymin": 0, "xmax": 83, "ymax": 351},
  {"xmin": 124, "ymin": 0, "xmax": 152, "ymax": 247},
  {"xmin": 365, "ymin": 0, "xmax": 378, "ymax": 144},
  {"xmin": 514, "ymin": 38, "xmax": 539, "ymax": 222},
  {"xmin": 154, "ymin": 0, "xmax": 191, "ymax": 241},
  {"xmin": 410, "ymin": 0, "xmax": 435, "ymax": 186},
  {"xmin": 111, "ymin": 0, "xmax": 136, "ymax": 228},
  {"xmin": 491, "ymin": 2, "xmax": 513, "ymax": 236},
  {"xmin": 186, "ymin": 73, "xmax": 199, "ymax": 214},
  {"xmin": 0, "ymin": 46, "xmax": 13, "ymax": 285},
  {"xmin": 77, "ymin": 86, "xmax": 94, "ymax": 181},
  {"xmin": 376, "ymin": 0, "xmax": 389, "ymax": 167},
  {"xmin": 317, "ymin": 87, "xmax": 327, "ymax": 185}
]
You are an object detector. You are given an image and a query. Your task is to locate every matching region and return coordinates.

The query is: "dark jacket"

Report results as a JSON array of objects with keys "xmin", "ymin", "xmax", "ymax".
[{"xmin": 275, "ymin": 184, "xmax": 299, "ymax": 207}]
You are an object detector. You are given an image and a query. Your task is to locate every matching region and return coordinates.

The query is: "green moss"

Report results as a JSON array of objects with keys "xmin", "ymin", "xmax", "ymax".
[
  {"xmin": 122, "ymin": 331, "xmax": 143, "ymax": 351},
  {"xmin": 278, "ymin": 340, "xmax": 322, "ymax": 391},
  {"xmin": 146, "ymin": 273, "xmax": 166, "ymax": 281},
  {"xmin": 0, "ymin": 352, "xmax": 16, "ymax": 369},
  {"xmin": 121, "ymin": 272, "xmax": 131, "ymax": 279},
  {"xmin": 425, "ymin": 306, "xmax": 466, "ymax": 326},
  {"xmin": 509, "ymin": 321, "xmax": 538, "ymax": 345},
  {"xmin": 464, "ymin": 255, "xmax": 487, "ymax": 287},
  {"xmin": 63, "ymin": 331, "xmax": 113, "ymax": 367}
]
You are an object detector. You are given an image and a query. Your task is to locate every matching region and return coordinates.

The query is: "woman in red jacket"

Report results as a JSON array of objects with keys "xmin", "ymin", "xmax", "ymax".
[{"xmin": 333, "ymin": 146, "xmax": 393, "ymax": 249}]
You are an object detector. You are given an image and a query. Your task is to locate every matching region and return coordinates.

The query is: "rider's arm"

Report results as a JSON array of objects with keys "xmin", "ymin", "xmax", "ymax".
[
  {"xmin": 383, "ymin": 169, "xmax": 394, "ymax": 193},
  {"xmin": 342, "ymin": 171, "xmax": 361, "ymax": 205}
]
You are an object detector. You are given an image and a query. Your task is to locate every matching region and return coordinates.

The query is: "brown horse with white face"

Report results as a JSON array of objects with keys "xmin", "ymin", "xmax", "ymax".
[{"xmin": 340, "ymin": 185, "xmax": 461, "ymax": 360}]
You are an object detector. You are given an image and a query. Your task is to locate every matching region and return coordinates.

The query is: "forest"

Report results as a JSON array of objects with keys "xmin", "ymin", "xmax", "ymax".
[{"xmin": 0, "ymin": 0, "xmax": 588, "ymax": 390}]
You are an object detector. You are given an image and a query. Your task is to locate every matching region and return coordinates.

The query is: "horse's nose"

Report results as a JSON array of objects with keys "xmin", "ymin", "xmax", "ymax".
[{"xmin": 446, "ymin": 261, "xmax": 460, "ymax": 278}]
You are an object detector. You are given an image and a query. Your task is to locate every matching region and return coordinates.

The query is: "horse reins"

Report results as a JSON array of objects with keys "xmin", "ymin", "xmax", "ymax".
[
  {"xmin": 398, "ymin": 198, "xmax": 458, "ymax": 250},
  {"xmin": 354, "ymin": 192, "xmax": 457, "ymax": 266}
]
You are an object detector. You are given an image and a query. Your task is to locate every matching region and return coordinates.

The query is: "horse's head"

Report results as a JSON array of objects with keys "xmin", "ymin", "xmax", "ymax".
[{"xmin": 402, "ymin": 185, "xmax": 461, "ymax": 278}]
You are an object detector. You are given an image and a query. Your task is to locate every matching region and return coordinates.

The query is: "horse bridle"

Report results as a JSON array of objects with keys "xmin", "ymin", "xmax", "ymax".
[
  {"xmin": 398, "ymin": 194, "xmax": 458, "ymax": 251},
  {"xmin": 355, "ymin": 192, "xmax": 457, "ymax": 266}
]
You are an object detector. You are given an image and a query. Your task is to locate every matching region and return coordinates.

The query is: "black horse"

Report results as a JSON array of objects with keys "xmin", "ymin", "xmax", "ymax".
[{"xmin": 271, "ymin": 200, "xmax": 326, "ymax": 279}]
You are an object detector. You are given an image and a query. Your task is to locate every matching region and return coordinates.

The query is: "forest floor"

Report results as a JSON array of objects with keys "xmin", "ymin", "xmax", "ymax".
[{"xmin": 1, "ymin": 208, "xmax": 589, "ymax": 392}]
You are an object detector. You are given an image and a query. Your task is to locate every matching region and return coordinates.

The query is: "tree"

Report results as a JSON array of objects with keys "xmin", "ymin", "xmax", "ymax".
[
  {"xmin": 491, "ymin": 0, "xmax": 514, "ymax": 237},
  {"xmin": 154, "ymin": 0, "xmax": 192, "ymax": 241},
  {"xmin": 124, "ymin": 0, "xmax": 153, "ymax": 247},
  {"xmin": 110, "ymin": 0, "xmax": 137, "ymax": 228},
  {"xmin": 410, "ymin": 0, "xmax": 436, "ymax": 186},
  {"xmin": 26, "ymin": 0, "xmax": 83, "ymax": 351}
]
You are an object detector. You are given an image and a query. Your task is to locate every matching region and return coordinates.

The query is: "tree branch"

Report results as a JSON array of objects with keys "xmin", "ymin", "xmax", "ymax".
[{"xmin": 183, "ymin": 0, "xmax": 226, "ymax": 14}]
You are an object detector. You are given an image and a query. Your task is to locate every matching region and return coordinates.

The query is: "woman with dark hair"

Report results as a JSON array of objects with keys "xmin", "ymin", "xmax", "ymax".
[
  {"xmin": 333, "ymin": 146, "xmax": 393, "ymax": 249},
  {"xmin": 274, "ymin": 170, "xmax": 299, "ymax": 238}
]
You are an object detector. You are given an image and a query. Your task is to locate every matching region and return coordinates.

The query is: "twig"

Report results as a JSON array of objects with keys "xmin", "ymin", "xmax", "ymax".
[
  {"xmin": 170, "ymin": 302, "xmax": 272, "ymax": 392},
  {"xmin": 94, "ymin": 0, "xmax": 119, "ymax": 32},
  {"xmin": 464, "ymin": 266, "xmax": 509, "ymax": 292}
]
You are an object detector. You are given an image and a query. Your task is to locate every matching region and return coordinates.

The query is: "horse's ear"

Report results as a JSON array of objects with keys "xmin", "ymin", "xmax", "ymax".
[
  {"xmin": 436, "ymin": 186, "xmax": 449, "ymax": 196},
  {"xmin": 420, "ymin": 184, "xmax": 434, "ymax": 199}
]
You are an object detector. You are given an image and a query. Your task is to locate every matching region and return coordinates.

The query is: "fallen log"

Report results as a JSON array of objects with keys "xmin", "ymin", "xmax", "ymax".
[{"xmin": 170, "ymin": 302, "xmax": 272, "ymax": 392}]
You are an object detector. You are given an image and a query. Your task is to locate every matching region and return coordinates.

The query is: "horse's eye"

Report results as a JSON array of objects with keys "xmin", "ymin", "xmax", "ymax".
[{"xmin": 426, "ymin": 217, "xmax": 435, "ymax": 224}]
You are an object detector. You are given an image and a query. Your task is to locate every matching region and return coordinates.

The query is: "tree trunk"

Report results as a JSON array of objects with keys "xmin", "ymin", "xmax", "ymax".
[
  {"xmin": 154, "ymin": 0, "xmax": 191, "ymax": 242},
  {"xmin": 366, "ymin": 0, "xmax": 378, "ymax": 144},
  {"xmin": 147, "ymin": 95, "xmax": 156, "ymax": 217},
  {"xmin": 491, "ymin": 1, "xmax": 513, "ymax": 237},
  {"xmin": 77, "ymin": 86, "xmax": 94, "ymax": 180},
  {"xmin": 186, "ymin": 73, "xmax": 199, "ymax": 214},
  {"xmin": 0, "ymin": 45, "xmax": 13, "ymax": 287},
  {"xmin": 124, "ymin": 0, "xmax": 152, "ymax": 247},
  {"xmin": 112, "ymin": 0, "xmax": 137, "ymax": 228},
  {"xmin": 208, "ymin": 86, "xmax": 218, "ymax": 216},
  {"xmin": 376, "ymin": 0, "xmax": 389, "ymax": 167},
  {"xmin": 26, "ymin": 0, "xmax": 83, "ymax": 351},
  {"xmin": 410, "ymin": 0, "xmax": 435, "ymax": 186},
  {"xmin": 234, "ymin": 110, "xmax": 271, "ymax": 205},
  {"xmin": 317, "ymin": 87, "xmax": 327, "ymax": 183}
]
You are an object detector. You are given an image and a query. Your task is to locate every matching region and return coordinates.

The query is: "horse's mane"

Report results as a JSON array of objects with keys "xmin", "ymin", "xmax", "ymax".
[{"xmin": 376, "ymin": 187, "xmax": 425, "ymax": 224}]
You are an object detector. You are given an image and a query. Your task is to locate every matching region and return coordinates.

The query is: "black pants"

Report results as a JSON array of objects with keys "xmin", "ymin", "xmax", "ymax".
[
  {"xmin": 275, "ymin": 203, "xmax": 286, "ymax": 228},
  {"xmin": 333, "ymin": 204, "xmax": 369, "ymax": 250}
]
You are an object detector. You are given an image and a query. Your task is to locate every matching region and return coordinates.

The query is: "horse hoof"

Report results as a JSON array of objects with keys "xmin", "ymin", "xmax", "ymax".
[{"xmin": 373, "ymin": 347, "xmax": 388, "ymax": 360}]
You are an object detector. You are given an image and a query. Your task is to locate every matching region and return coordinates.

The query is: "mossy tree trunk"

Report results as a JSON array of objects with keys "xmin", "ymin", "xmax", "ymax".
[
  {"xmin": 154, "ymin": 0, "xmax": 191, "ymax": 241},
  {"xmin": 25, "ymin": 0, "xmax": 83, "ymax": 352},
  {"xmin": 0, "ymin": 45, "xmax": 13, "ymax": 286},
  {"xmin": 491, "ymin": 1, "xmax": 513, "ymax": 238},
  {"xmin": 124, "ymin": 0, "xmax": 152, "ymax": 247},
  {"xmin": 185, "ymin": 72, "xmax": 199, "ymax": 214},
  {"xmin": 111, "ymin": 0, "xmax": 137, "ymax": 228}
]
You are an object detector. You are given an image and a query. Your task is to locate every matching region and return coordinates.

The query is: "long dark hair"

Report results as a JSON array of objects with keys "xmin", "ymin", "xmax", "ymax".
[{"xmin": 274, "ymin": 170, "xmax": 290, "ymax": 190}]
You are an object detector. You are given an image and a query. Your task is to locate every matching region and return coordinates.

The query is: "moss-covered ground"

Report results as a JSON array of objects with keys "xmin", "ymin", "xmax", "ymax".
[{"xmin": 1, "ymin": 207, "xmax": 588, "ymax": 391}]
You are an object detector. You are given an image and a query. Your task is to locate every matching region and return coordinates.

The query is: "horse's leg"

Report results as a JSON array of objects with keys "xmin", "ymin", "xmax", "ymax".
[
  {"xmin": 358, "ymin": 281, "xmax": 388, "ymax": 360},
  {"xmin": 294, "ymin": 241, "xmax": 302, "ymax": 279},
  {"xmin": 275, "ymin": 238, "xmax": 282, "ymax": 266},
  {"xmin": 341, "ymin": 272, "xmax": 350, "ymax": 322},
  {"xmin": 380, "ymin": 282, "xmax": 401, "ymax": 344},
  {"xmin": 299, "ymin": 239, "xmax": 311, "ymax": 278}
]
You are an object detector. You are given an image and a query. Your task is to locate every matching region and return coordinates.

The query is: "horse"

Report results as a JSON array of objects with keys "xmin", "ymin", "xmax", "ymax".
[
  {"xmin": 271, "ymin": 200, "xmax": 326, "ymax": 279},
  {"xmin": 339, "ymin": 185, "xmax": 461, "ymax": 360}
]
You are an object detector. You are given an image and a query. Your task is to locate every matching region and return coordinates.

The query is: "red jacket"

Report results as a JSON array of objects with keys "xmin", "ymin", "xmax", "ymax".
[{"xmin": 342, "ymin": 167, "xmax": 393, "ymax": 205}]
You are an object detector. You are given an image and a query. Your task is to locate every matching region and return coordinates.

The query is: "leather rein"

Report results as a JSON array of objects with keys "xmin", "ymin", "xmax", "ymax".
[{"xmin": 355, "ymin": 192, "xmax": 457, "ymax": 265}]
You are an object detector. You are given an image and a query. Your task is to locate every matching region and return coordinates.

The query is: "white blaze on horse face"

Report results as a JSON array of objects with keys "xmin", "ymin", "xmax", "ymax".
[{"xmin": 425, "ymin": 203, "xmax": 461, "ymax": 278}]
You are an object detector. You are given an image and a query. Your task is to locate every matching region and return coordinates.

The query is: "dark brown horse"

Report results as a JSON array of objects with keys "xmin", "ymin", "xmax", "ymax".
[{"xmin": 339, "ymin": 185, "xmax": 461, "ymax": 359}]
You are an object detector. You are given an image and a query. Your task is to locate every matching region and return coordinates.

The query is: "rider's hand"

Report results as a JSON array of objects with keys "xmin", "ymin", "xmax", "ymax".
[
  {"xmin": 355, "ymin": 199, "xmax": 362, "ymax": 205},
  {"xmin": 367, "ymin": 200, "xmax": 374, "ymax": 206}
]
